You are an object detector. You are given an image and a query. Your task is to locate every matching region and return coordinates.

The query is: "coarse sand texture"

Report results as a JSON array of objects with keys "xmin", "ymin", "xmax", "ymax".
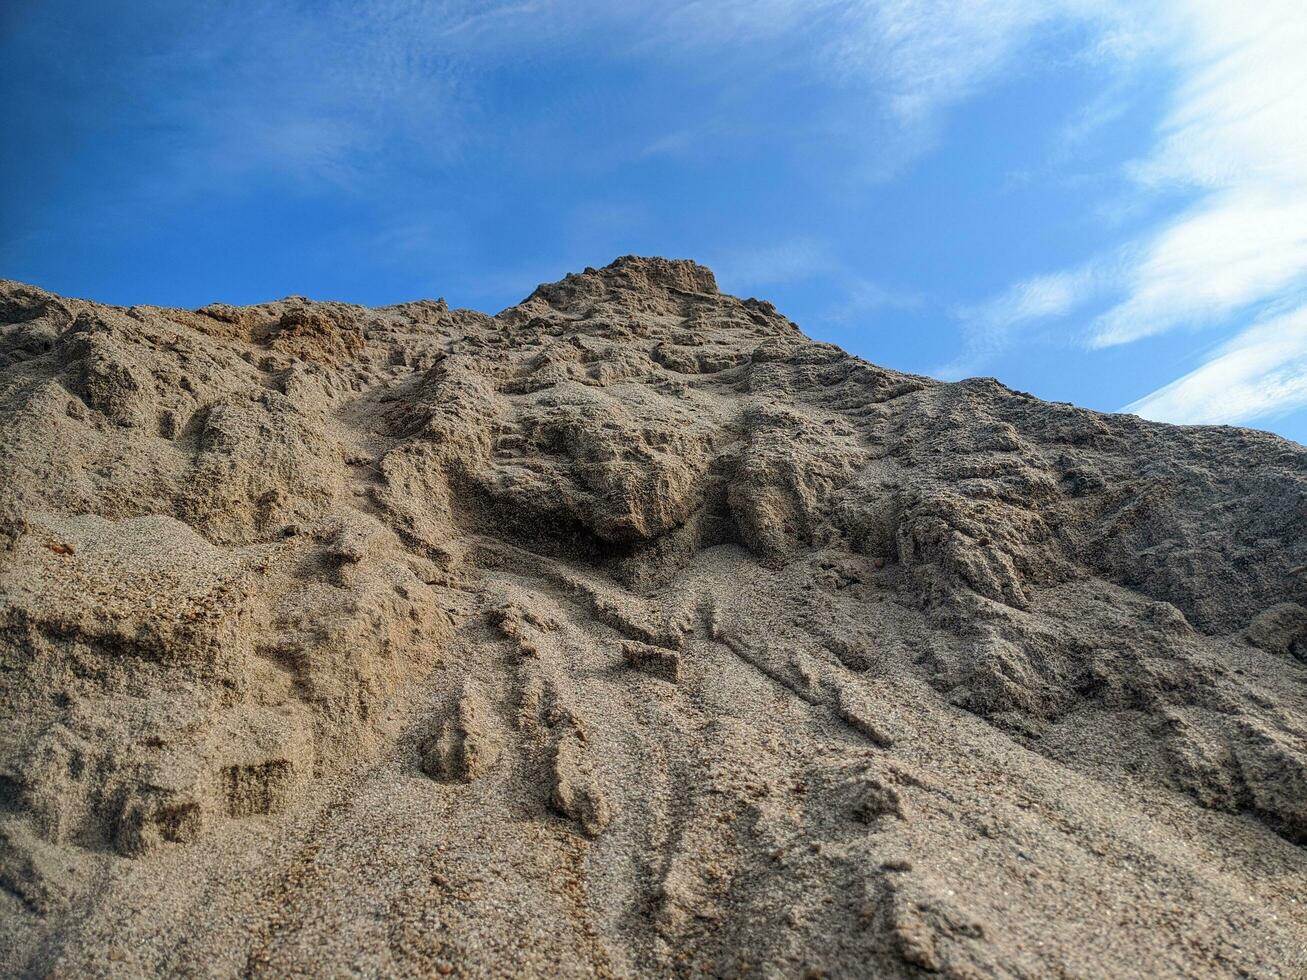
[{"xmin": 1, "ymin": 257, "xmax": 1305, "ymax": 977}]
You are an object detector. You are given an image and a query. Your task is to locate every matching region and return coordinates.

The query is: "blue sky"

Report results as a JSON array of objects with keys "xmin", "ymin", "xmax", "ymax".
[{"xmin": 4, "ymin": 1, "xmax": 1306, "ymax": 444}]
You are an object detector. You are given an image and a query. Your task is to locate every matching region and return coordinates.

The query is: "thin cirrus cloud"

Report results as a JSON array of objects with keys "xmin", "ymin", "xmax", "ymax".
[
  {"xmin": 14, "ymin": 0, "xmax": 1110, "ymax": 197},
  {"xmin": 828, "ymin": 0, "xmax": 1073, "ymax": 119},
  {"xmin": 1102, "ymin": 0, "xmax": 1307, "ymax": 427},
  {"xmin": 11, "ymin": 0, "xmax": 1146, "ymax": 216},
  {"xmin": 1125, "ymin": 305, "xmax": 1307, "ymax": 425},
  {"xmin": 1090, "ymin": 190, "xmax": 1307, "ymax": 348},
  {"xmin": 939, "ymin": 265, "xmax": 1106, "ymax": 380},
  {"xmin": 951, "ymin": 0, "xmax": 1307, "ymax": 430},
  {"xmin": 478, "ymin": 0, "xmax": 1126, "ymax": 179},
  {"xmin": 784, "ymin": 0, "xmax": 1130, "ymax": 178},
  {"xmin": 1090, "ymin": 0, "xmax": 1307, "ymax": 350}
]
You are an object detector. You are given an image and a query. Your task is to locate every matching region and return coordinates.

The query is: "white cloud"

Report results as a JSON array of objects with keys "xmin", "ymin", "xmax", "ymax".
[
  {"xmin": 829, "ymin": 0, "xmax": 1066, "ymax": 120},
  {"xmin": 17, "ymin": 0, "xmax": 1145, "ymax": 205},
  {"xmin": 36, "ymin": 0, "xmax": 1122, "ymax": 199},
  {"xmin": 622, "ymin": 0, "xmax": 1131, "ymax": 177},
  {"xmin": 948, "ymin": 0, "xmax": 1307, "ymax": 426},
  {"xmin": 1128, "ymin": 1, "xmax": 1307, "ymax": 192},
  {"xmin": 806, "ymin": 0, "xmax": 1138, "ymax": 176},
  {"xmin": 1125, "ymin": 304, "xmax": 1307, "ymax": 426},
  {"xmin": 31, "ymin": 0, "xmax": 472, "ymax": 197},
  {"xmin": 1088, "ymin": 0, "xmax": 1307, "ymax": 352},
  {"xmin": 938, "ymin": 265, "xmax": 1104, "ymax": 379},
  {"xmin": 997, "ymin": 269, "xmax": 1098, "ymax": 322},
  {"xmin": 1091, "ymin": 191, "xmax": 1307, "ymax": 347},
  {"xmin": 1052, "ymin": 85, "xmax": 1130, "ymax": 159}
]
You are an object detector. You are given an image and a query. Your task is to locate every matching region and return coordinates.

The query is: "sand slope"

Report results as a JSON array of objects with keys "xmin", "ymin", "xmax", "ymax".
[{"xmin": 1, "ymin": 257, "xmax": 1305, "ymax": 977}]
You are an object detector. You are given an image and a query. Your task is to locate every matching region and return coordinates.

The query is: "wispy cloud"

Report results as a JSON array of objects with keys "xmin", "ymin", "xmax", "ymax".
[
  {"xmin": 9, "ymin": 0, "xmax": 1153, "ymax": 213},
  {"xmin": 949, "ymin": 0, "xmax": 1307, "ymax": 427},
  {"xmin": 789, "ymin": 0, "xmax": 1132, "ymax": 177},
  {"xmin": 17, "ymin": 0, "xmax": 1124, "ymax": 201},
  {"xmin": 1125, "ymin": 304, "xmax": 1307, "ymax": 427},
  {"xmin": 939, "ymin": 264, "xmax": 1106, "ymax": 379},
  {"xmin": 1089, "ymin": 1, "xmax": 1307, "ymax": 351},
  {"xmin": 709, "ymin": 237, "xmax": 921, "ymax": 328},
  {"xmin": 829, "ymin": 0, "xmax": 1069, "ymax": 121},
  {"xmin": 11, "ymin": 0, "xmax": 472, "ymax": 197},
  {"xmin": 545, "ymin": 0, "xmax": 1131, "ymax": 179},
  {"xmin": 1090, "ymin": 190, "xmax": 1307, "ymax": 347},
  {"xmin": 1052, "ymin": 84, "xmax": 1131, "ymax": 161}
]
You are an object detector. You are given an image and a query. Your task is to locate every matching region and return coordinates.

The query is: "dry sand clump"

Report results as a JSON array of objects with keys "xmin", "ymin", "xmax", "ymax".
[{"xmin": 1, "ymin": 256, "xmax": 1305, "ymax": 977}]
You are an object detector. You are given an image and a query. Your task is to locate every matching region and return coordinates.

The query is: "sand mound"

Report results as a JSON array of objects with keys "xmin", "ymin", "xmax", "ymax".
[{"xmin": 1, "ymin": 257, "xmax": 1305, "ymax": 977}]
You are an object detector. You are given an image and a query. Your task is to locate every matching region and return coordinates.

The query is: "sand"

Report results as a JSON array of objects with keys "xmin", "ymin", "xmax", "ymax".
[{"xmin": 1, "ymin": 256, "xmax": 1305, "ymax": 977}]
